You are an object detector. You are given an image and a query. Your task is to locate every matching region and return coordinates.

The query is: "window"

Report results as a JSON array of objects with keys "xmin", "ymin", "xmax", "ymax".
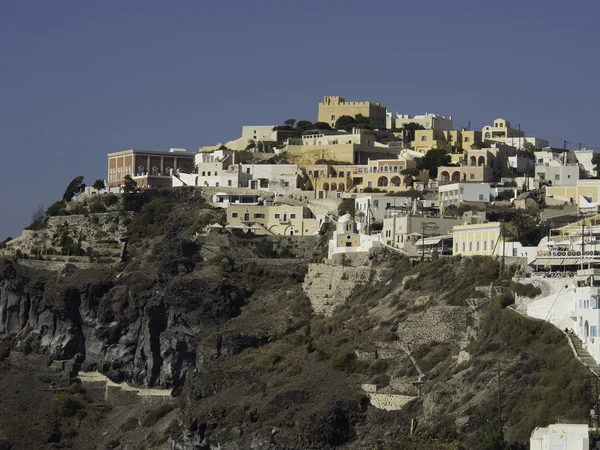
[
  {"xmin": 331, "ymin": 115, "xmax": 335, "ymax": 121},
  {"xmin": 469, "ymin": 242, "xmax": 472, "ymax": 251},
  {"xmin": 464, "ymin": 137, "xmax": 470, "ymax": 143},
  {"xmin": 290, "ymin": 214, "xmax": 296, "ymax": 219},
  {"xmin": 470, "ymin": 174, "xmax": 475, "ymax": 179},
  {"xmin": 202, "ymin": 171, "xmax": 205, "ymax": 176},
  {"xmin": 484, "ymin": 241, "xmax": 487, "ymax": 251},
  {"xmin": 274, "ymin": 214, "xmax": 280, "ymax": 219},
  {"xmin": 476, "ymin": 241, "xmax": 480, "ymax": 251},
  {"xmin": 421, "ymin": 136, "xmax": 426, "ymax": 141},
  {"xmin": 455, "ymin": 243, "xmax": 458, "ymax": 252},
  {"xmin": 462, "ymin": 242, "xmax": 466, "ymax": 252},
  {"xmin": 208, "ymin": 171, "xmax": 211, "ymax": 176},
  {"xmin": 228, "ymin": 180, "xmax": 232, "ymax": 186},
  {"xmin": 232, "ymin": 213, "xmax": 238, "ymax": 218},
  {"xmin": 346, "ymin": 242, "xmax": 352, "ymax": 247},
  {"xmin": 246, "ymin": 168, "xmax": 251, "ymax": 174},
  {"xmin": 555, "ymin": 174, "xmax": 560, "ymax": 181},
  {"xmin": 254, "ymin": 213, "xmax": 265, "ymax": 219},
  {"xmin": 479, "ymin": 194, "xmax": 484, "ymax": 201},
  {"xmin": 490, "ymin": 240, "xmax": 494, "ymax": 251},
  {"xmin": 374, "ymin": 200, "xmax": 379, "ymax": 208}
]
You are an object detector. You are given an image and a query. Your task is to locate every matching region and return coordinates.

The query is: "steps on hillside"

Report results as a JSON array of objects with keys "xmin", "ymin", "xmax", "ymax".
[{"xmin": 568, "ymin": 334, "xmax": 600, "ymax": 377}]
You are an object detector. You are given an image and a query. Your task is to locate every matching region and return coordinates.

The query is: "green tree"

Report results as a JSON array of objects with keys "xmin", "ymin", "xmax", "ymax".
[
  {"xmin": 470, "ymin": 141, "xmax": 485, "ymax": 150},
  {"xmin": 337, "ymin": 198, "xmax": 355, "ymax": 216},
  {"xmin": 517, "ymin": 142, "xmax": 539, "ymax": 159},
  {"xmin": 417, "ymin": 149, "xmax": 451, "ymax": 178},
  {"xmin": 122, "ymin": 175, "xmax": 138, "ymax": 194},
  {"xmin": 296, "ymin": 120, "xmax": 313, "ymax": 130},
  {"xmin": 335, "ymin": 115, "xmax": 356, "ymax": 131},
  {"xmin": 313, "ymin": 121, "xmax": 332, "ymax": 130},
  {"xmin": 62, "ymin": 176, "xmax": 85, "ymax": 202},
  {"xmin": 592, "ymin": 153, "xmax": 600, "ymax": 177},
  {"xmin": 401, "ymin": 122, "xmax": 426, "ymax": 142},
  {"xmin": 400, "ymin": 167, "xmax": 420, "ymax": 176},
  {"xmin": 92, "ymin": 179, "xmax": 105, "ymax": 202},
  {"xmin": 284, "ymin": 119, "xmax": 296, "ymax": 128}
]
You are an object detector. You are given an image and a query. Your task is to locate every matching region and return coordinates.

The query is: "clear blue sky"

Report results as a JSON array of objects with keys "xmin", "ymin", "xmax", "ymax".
[{"xmin": 2, "ymin": 1, "xmax": 599, "ymax": 239}]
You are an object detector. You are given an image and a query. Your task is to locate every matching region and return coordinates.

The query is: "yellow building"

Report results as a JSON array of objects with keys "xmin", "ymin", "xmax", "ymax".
[
  {"xmin": 411, "ymin": 130, "xmax": 482, "ymax": 153},
  {"xmin": 452, "ymin": 222, "xmax": 504, "ymax": 256},
  {"xmin": 546, "ymin": 180, "xmax": 600, "ymax": 206},
  {"xmin": 317, "ymin": 96, "xmax": 387, "ymax": 128},
  {"xmin": 227, "ymin": 203, "xmax": 319, "ymax": 236},
  {"xmin": 481, "ymin": 118, "xmax": 524, "ymax": 143},
  {"xmin": 437, "ymin": 144, "xmax": 516, "ymax": 183},
  {"xmin": 305, "ymin": 157, "xmax": 418, "ymax": 197}
]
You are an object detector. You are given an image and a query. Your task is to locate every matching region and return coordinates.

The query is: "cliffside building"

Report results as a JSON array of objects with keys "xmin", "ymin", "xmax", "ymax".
[
  {"xmin": 107, "ymin": 148, "xmax": 195, "ymax": 189},
  {"xmin": 317, "ymin": 96, "xmax": 387, "ymax": 129},
  {"xmin": 328, "ymin": 214, "xmax": 381, "ymax": 258}
]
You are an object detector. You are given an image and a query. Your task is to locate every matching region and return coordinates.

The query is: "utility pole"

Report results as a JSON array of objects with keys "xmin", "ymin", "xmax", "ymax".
[
  {"xmin": 518, "ymin": 123, "xmax": 521, "ymax": 150},
  {"xmin": 493, "ymin": 365, "xmax": 508, "ymax": 423}
]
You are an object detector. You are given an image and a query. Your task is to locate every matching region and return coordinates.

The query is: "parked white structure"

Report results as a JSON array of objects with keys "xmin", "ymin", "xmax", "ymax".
[
  {"xmin": 530, "ymin": 423, "xmax": 588, "ymax": 450},
  {"xmin": 328, "ymin": 214, "xmax": 381, "ymax": 259}
]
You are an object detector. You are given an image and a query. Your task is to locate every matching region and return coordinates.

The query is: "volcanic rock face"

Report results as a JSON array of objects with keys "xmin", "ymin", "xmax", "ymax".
[{"xmin": 0, "ymin": 259, "xmax": 207, "ymax": 387}]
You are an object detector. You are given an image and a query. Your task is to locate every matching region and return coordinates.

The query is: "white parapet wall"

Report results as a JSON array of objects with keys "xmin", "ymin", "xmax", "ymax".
[{"xmin": 79, "ymin": 371, "xmax": 175, "ymax": 406}]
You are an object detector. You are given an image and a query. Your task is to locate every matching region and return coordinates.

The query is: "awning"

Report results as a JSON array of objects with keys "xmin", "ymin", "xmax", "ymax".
[
  {"xmin": 415, "ymin": 234, "xmax": 453, "ymax": 246},
  {"xmin": 533, "ymin": 258, "xmax": 582, "ymax": 266}
]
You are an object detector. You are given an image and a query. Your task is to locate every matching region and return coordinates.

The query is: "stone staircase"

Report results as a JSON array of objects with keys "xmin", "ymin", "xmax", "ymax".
[{"xmin": 567, "ymin": 334, "xmax": 600, "ymax": 378}]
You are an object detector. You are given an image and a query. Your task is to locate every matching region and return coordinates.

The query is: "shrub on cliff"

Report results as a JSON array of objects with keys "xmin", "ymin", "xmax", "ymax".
[{"xmin": 53, "ymin": 393, "xmax": 79, "ymax": 417}]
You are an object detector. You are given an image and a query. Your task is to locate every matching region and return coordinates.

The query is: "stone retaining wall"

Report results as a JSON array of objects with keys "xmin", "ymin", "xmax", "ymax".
[
  {"xmin": 303, "ymin": 263, "xmax": 390, "ymax": 316},
  {"xmin": 367, "ymin": 393, "xmax": 416, "ymax": 411},
  {"xmin": 16, "ymin": 259, "xmax": 118, "ymax": 272}
]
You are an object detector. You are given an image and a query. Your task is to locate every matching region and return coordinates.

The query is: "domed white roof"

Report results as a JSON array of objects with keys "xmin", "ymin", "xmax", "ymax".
[{"xmin": 338, "ymin": 213, "xmax": 353, "ymax": 224}]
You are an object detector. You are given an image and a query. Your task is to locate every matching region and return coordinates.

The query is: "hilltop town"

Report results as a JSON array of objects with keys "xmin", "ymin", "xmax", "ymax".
[{"xmin": 2, "ymin": 96, "xmax": 600, "ymax": 449}]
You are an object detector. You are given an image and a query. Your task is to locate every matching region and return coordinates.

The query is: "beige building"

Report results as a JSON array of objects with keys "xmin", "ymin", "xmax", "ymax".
[
  {"xmin": 411, "ymin": 130, "xmax": 482, "ymax": 153},
  {"xmin": 452, "ymin": 222, "xmax": 503, "ymax": 256},
  {"xmin": 107, "ymin": 149, "xmax": 195, "ymax": 189},
  {"xmin": 481, "ymin": 118, "xmax": 524, "ymax": 144},
  {"xmin": 227, "ymin": 203, "xmax": 319, "ymax": 236},
  {"xmin": 328, "ymin": 214, "xmax": 382, "ymax": 258},
  {"xmin": 318, "ymin": 96, "xmax": 387, "ymax": 128},
  {"xmin": 306, "ymin": 156, "xmax": 418, "ymax": 197},
  {"xmin": 285, "ymin": 129, "xmax": 399, "ymax": 165},
  {"xmin": 437, "ymin": 144, "xmax": 517, "ymax": 183},
  {"xmin": 546, "ymin": 180, "xmax": 600, "ymax": 206}
]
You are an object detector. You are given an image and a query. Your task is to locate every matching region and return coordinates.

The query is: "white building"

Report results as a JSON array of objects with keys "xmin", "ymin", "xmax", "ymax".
[
  {"xmin": 524, "ymin": 217, "xmax": 600, "ymax": 366},
  {"xmin": 530, "ymin": 423, "xmax": 589, "ymax": 450},
  {"xmin": 328, "ymin": 214, "xmax": 381, "ymax": 259},
  {"xmin": 354, "ymin": 195, "xmax": 415, "ymax": 225},
  {"xmin": 240, "ymin": 163, "xmax": 301, "ymax": 194},
  {"xmin": 573, "ymin": 149, "xmax": 599, "ymax": 177},
  {"xmin": 504, "ymin": 136, "xmax": 549, "ymax": 149},
  {"xmin": 439, "ymin": 183, "xmax": 492, "ymax": 207},
  {"xmin": 534, "ymin": 151, "xmax": 580, "ymax": 186},
  {"xmin": 212, "ymin": 192, "xmax": 261, "ymax": 209},
  {"xmin": 386, "ymin": 112, "xmax": 453, "ymax": 131},
  {"xmin": 381, "ymin": 214, "xmax": 462, "ymax": 255},
  {"xmin": 507, "ymin": 154, "xmax": 534, "ymax": 174}
]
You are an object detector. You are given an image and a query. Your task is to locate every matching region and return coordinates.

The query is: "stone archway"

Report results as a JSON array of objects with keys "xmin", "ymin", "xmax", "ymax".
[
  {"xmin": 440, "ymin": 171, "xmax": 450, "ymax": 182},
  {"xmin": 451, "ymin": 171, "xmax": 460, "ymax": 182},
  {"xmin": 390, "ymin": 176, "xmax": 401, "ymax": 187},
  {"xmin": 377, "ymin": 176, "xmax": 388, "ymax": 187}
]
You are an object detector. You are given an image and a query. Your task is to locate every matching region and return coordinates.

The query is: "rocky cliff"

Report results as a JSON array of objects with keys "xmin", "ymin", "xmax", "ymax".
[{"xmin": 0, "ymin": 190, "xmax": 593, "ymax": 449}]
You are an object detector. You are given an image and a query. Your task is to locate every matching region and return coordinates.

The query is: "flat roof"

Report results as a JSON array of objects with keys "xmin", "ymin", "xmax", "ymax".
[{"xmin": 107, "ymin": 149, "xmax": 195, "ymax": 157}]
